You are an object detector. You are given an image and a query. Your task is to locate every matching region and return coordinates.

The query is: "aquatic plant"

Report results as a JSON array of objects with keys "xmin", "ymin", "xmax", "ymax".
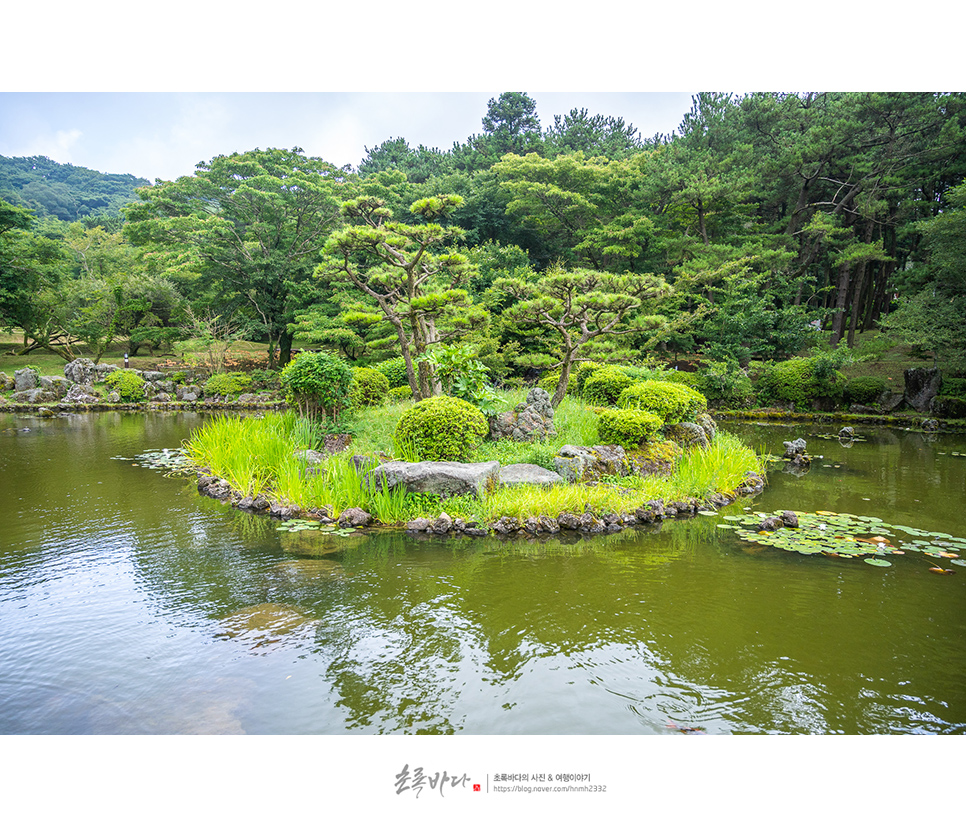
[{"xmin": 719, "ymin": 509, "xmax": 965, "ymax": 573}]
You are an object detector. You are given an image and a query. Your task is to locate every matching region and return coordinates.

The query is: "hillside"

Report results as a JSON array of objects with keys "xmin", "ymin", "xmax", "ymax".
[{"xmin": 0, "ymin": 154, "xmax": 149, "ymax": 222}]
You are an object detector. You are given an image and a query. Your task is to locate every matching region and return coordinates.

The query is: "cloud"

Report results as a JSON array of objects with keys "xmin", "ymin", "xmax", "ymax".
[{"xmin": 3, "ymin": 127, "xmax": 83, "ymax": 164}]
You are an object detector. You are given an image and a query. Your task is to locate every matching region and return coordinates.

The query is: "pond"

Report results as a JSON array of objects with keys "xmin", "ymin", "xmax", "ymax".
[{"xmin": 1, "ymin": 411, "xmax": 964, "ymax": 734}]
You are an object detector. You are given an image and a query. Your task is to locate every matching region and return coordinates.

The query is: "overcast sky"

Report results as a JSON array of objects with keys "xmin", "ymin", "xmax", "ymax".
[{"xmin": 0, "ymin": 92, "xmax": 698, "ymax": 182}]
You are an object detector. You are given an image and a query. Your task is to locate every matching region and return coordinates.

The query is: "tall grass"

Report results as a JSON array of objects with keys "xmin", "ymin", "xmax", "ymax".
[{"xmin": 183, "ymin": 402, "xmax": 761, "ymax": 526}]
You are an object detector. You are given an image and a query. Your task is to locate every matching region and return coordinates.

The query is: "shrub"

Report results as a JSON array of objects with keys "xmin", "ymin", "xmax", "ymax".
[
  {"xmin": 373, "ymin": 356, "xmax": 409, "ymax": 389},
  {"xmin": 758, "ymin": 357, "xmax": 846, "ymax": 409},
  {"xmin": 692, "ymin": 362, "xmax": 755, "ymax": 406},
  {"xmin": 394, "ymin": 396, "xmax": 489, "ymax": 462},
  {"xmin": 204, "ymin": 372, "xmax": 252, "ymax": 399},
  {"xmin": 844, "ymin": 376, "xmax": 888, "ymax": 405},
  {"xmin": 538, "ymin": 369, "xmax": 561, "ymax": 393},
  {"xmin": 598, "ymin": 408, "xmax": 664, "ymax": 448},
  {"xmin": 249, "ymin": 369, "xmax": 281, "ymax": 392},
  {"xmin": 941, "ymin": 377, "xmax": 966, "ymax": 399},
  {"xmin": 582, "ymin": 367, "xmax": 635, "ymax": 406},
  {"xmin": 617, "ymin": 380, "xmax": 707, "ymax": 423},
  {"xmin": 280, "ymin": 351, "xmax": 353, "ymax": 421},
  {"xmin": 931, "ymin": 396, "xmax": 966, "ymax": 419},
  {"xmin": 350, "ymin": 367, "xmax": 390, "ymax": 408},
  {"xmin": 573, "ymin": 361, "xmax": 603, "ymax": 394},
  {"xmin": 104, "ymin": 369, "xmax": 146, "ymax": 402},
  {"xmin": 388, "ymin": 385, "xmax": 414, "ymax": 402}
]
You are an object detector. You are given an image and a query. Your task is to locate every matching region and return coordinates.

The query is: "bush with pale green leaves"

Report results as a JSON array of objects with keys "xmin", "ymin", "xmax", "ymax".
[
  {"xmin": 351, "ymin": 366, "xmax": 390, "ymax": 408},
  {"xmin": 597, "ymin": 408, "xmax": 664, "ymax": 448},
  {"xmin": 394, "ymin": 395, "xmax": 488, "ymax": 462},
  {"xmin": 582, "ymin": 367, "xmax": 635, "ymax": 406},
  {"xmin": 617, "ymin": 380, "xmax": 707, "ymax": 423}
]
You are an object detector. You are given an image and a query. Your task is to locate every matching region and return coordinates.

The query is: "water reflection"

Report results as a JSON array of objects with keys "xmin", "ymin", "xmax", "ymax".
[{"xmin": 1, "ymin": 413, "xmax": 964, "ymax": 734}]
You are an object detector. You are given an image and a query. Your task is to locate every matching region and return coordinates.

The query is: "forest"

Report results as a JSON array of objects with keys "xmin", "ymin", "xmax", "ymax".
[{"xmin": 2, "ymin": 91, "xmax": 965, "ymax": 414}]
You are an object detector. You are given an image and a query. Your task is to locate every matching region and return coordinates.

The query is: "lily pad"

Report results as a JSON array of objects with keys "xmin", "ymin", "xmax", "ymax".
[{"xmin": 863, "ymin": 558, "xmax": 892, "ymax": 567}]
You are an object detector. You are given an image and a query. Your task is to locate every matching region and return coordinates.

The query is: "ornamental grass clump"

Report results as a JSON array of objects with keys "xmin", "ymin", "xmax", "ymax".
[
  {"xmin": 597, "ymin": 408, "xmax": 664, "ymax": 448},
  {"xmin": 393, "ymin": 395, "xmax": 488, "ymax": 462},
  {"xmin": 617, "ymin": 380, "xmax": 707, "ymax": 423}
]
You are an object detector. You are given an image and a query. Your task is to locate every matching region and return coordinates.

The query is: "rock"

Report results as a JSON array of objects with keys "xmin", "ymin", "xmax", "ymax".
[
  {"xmin": 695, "ymin": 412, "xmax": 717, "ymax": 442},
  {"xmin": 177, "ymin": 385, "xmax": 202, "ymax": 402},
  {"xmin": 294, "ymin": 449, "xmax": 327, "ymax": 476},
  {"xmin": 14, "ymin": 368, "xmax": 39, "ymax": 392},
  {"xmin": 269, "ymin": 501, "xmax": 300, "ymax": 519},
  {"xmin": 781, "ymin": 511, "xmax": 799, "ymax": 528},
  {"xmin": 878, "ymin": 391, "xmax": 904, "ymax": 412},
  {"xmin": 143, "ymin": 371, "xmax": 167, "ymax": 383},
  {"xmin": 557, "ymin": 512, "xmax": 582, "ymax": 530},
  {"xmin": 338, "ymin": 507, "xmax": 372, "ymax": 528},
  {"xmin": 12, "ymin": 387, "xmax": 58, "ymax": 404},
  {"xmin": 488, "ymin": 387, "xmax": 556, "ymax": 442},
  {"xmin": 492, "ymin": 516, "xmax": 520, "ymax": 536},
  {"xmin": 94, "ymin": 363, "xmax": 119, "ymax": 381},
  {"xmin": 663, "ymin": 421, "xmax": 710, "ymax": 450},
  {"xmin": 39, "ymin": 376, "xmax": 69, "ymax": 398},
  {"xmin": 497, "ymin": 463, "xmax": 564, "ymax": 487},
  {"xmin": 37, "ymin": 407, "xmax": 56, "ymax": 417},
  {"xmin": 553, "ymin": 444, "xmax": 630, "ymax": 482},
  {"xmin": 431, "ymin": 512, "xmax": 453, "ymax": 535},
  {"xmin": 783, "ymin": 438, "xmax": 807, "ymax": 457},
  {"xmin": 904, "ymin": 367, "xmax": 942, "ymax": 413},
  {"xmin": 64, "ymin": 358, "xmax": 97, "ymax": 385},
  {"xmin": 0, "ymin": 372, "xmax": 12, "ymax": 391},
  {"xmin": 62, "ymin": 383, "xmax": 100, "ymax": 403},
  {"xmin": 406, "ymin": 518, "xmax": 434, "ymax": 533},
  {"xmin": 758, "ymin": 516, "xmax": 783, "ymax": 532},
  {"xmin": 151, "ymin": 392, "xmax": 174, "ymax": 403},
  {"xmin": 838, "ymin": 426, "xmax": 855, "ymax": 438},
  {"xmin": 920, "ymin": 418, "xmax": 940, "ymax": 433},
  {"xmin": 322, "ymin": 433, "xmax": 352, "ymax": 455},
  {"xmin": 367, "ymin": 460, "xmax": 501, "ymax": 498}
]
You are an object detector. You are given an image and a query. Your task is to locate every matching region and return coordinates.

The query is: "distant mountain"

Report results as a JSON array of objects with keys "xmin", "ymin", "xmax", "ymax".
[{"xmin": 0, "ymin": 155, "xmax": 150, "ymax": 222}]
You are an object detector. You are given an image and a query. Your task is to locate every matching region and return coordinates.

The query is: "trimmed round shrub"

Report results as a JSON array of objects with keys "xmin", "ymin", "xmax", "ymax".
[
  {"xmin": 204, "ymin": 372, "xmax": 252, "ymax": 399},
  {"xmin": 573, "ymin": 361, "xmax": 603, "ymax": 394},
  {"xmin": 280, "ymin": 351, "xmax": 353, "ymax": 421},
  {"xmin": 758, "ymin": 358, "xmax": 847, "ymax": 408},
  {"xmin": 388, "ymin": 385, "xmax": 414, "ymax": 402},
  {"xmin": 844, "ymin": 376, "xmax": 888, "ymax": 405},
  {"xmin": 394, "ymin": 396, "xmax": 488, "ymax": 462},
  {"xmin": 617, "ymin": 380, "xmax": 707, "ymax": 423},
  {"xmin": 350, "ymin": 366, "xmax": 390, "ymax": 408},
  {"xmin": 582, "ymin": 367, "xmax": 635, "ymax": 406},
  {"xmin": 598, "ymin": 408, "xmax": 664, "ymax": 448},
  {"xmin": 105, "ymin": 369, "xmax": 146, "ymax": 402},
  {"xmin": 373, "ymin": 356, "xmax": 409, "ymax": 389}
]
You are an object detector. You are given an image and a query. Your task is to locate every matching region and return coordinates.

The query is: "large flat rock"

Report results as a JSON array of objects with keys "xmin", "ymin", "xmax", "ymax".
[
  {"xmin": 497, "ymin": 463, "xmax": 563, "ymax": 487},
  {"xmin": 367, "ymin": 460, "xmax": 501, "ymax": 497}
]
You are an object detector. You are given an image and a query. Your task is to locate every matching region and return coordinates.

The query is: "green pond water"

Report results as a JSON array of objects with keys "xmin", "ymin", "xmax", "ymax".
[{"xmin": 0, "ymin": 412, "xmax": 963, "ymax": 734}]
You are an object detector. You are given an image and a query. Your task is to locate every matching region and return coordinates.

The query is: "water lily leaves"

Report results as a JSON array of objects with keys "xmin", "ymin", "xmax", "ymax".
[
  {"xmin": 725, "ymin": 508, "xmax": 964, "ymax": 572},
  {"xmin": 698, "ymin": 510, "xmax": 719, "ymax": 516},
  {"xmin": 951, "ymin": 559, "xmax": 966, "ymax": 567}
]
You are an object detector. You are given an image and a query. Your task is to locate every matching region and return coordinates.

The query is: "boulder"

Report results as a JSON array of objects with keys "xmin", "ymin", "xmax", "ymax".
[
  {"xmin": 695, "ymin": 412, "xmax": 717, "ymax": 443},
  {"xmin": 663, "ymin": 421, "xmax": 710, "ymax": 450},
  {"xmin": 367, "ymin": 460, "xmax": 501, "ymax": 497},
  {"xmin": 64, "ymin": 358, "xmax": 97, "ymax": 385},
  {"xmin": 489, "ymin": 387, "xmax": 556, "ymax": 442},
  {"xmin": 904, "ymin": 367, "xmax": 942, "ymax": 413},
  {"xmin": 63, "ymin": 383, "xmax": 100, "ymax": 403},
  {"xmin": 143, "ymin": 371, "xmax": 167, "ymax": 383},
  {"xmin": 176, "ymin": 385, "xmax": 202, "ymax": 402},
  {"xmin": 553, "ymin": 444, "xmax": 630, "ymax": 482},
  {"xmin": 497, "ymin": 463, "xmax": 564, "ymax": 487},
  {"xmin": 782, "ymin": 438, "xmax": 807, "ymax": 456},
  {"xmin": 39, "ymin": 376, "xmax": 70, "ymax": 398},
  {"xmin": 12, "ymin": 387, "xmax": 58, "ymax": 404},
  {"xmin": 14, "ymin": 368, "xmax": 39, "ymax": 392},
  {"xmin": 338, "ymin": 507, "xmax": 372, "ymax": 528}
]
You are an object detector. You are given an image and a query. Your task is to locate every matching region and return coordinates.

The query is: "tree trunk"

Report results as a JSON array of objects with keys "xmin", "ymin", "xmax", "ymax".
[
  {"xmin": 829, "ymin": 261, "xmax": 851, "ymax": 347},
  {"xmin": 278, "ymin": 329, "xmax": 293, "ymax": 367}
]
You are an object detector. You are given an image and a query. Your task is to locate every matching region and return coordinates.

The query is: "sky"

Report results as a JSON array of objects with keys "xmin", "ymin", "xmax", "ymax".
[{"xmin": 0, "ymin": 92, "xmax": 697, "ymax": 182}]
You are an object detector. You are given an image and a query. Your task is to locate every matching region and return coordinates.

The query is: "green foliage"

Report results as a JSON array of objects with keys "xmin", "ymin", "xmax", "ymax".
[
  {"xmin": 844, "ymin": 376, "xmax": 888, "ymax": 405},
  {"xmin": 617, "ymin": 380, "xmax": 708, "ymax": 423},
  {"xmin": 597, "ymin": 408, "xmax": 664, "ymax": 447},
  {"xmin": 393, "ymin": 396, "xmax": 489, "ymax": 462},
  {"xmin": 280, "ymin": 351, "xmax": 353, "ymax": 421},
  {"xmin": 581, "ymin": 367, "xmax": 635, "ymax": 406},
  {"xmin": 104, "ymin": 369, "xmax": 146, "ymax": 402},
  {"xmin": 351, "ymin": 366, "xmax": 390, "ymax": 408},
  {"xmin": 691, "ymin": 362, "xmax": 755, "ymax": 406},
  {"xmin": 203, "ymin": 372, "xmax": 252, "ymax": 399},
  {"xmin": 421, "ymin": 342, "xmax": 504, "ymax": 415},
  {"xmin": 931, "ymin": 396, "xmax": 966, "ymax": 418},
  {"xmin": 249, "ymin": 369, "xmax": 281, "ymax": 392},
  {"xmin": 758, "ymin": 357, "xmax": 847, "ymax": 408},
  {"xmin": 573, "ymin": 361, "xmax": 603, "ymax": 394},
  {"xmin": 373, "ymin": 356, "xmax": 410, "ymax": 388},
  {"xmin": 388, "ymin": 385, "xmax": 414, "ymax": 402},
  {"xmin": 941, "ymin": 378, "xmax": 966, "ymax": 399}
]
